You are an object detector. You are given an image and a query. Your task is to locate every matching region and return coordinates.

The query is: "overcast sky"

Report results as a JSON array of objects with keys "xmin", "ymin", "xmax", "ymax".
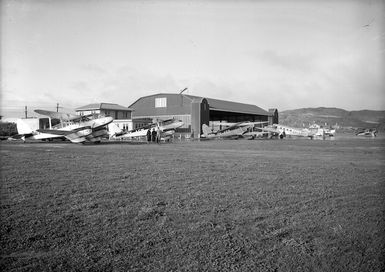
[{"xmin": 1, "ymin": 0, "xmax": 384, "ymax": 118}]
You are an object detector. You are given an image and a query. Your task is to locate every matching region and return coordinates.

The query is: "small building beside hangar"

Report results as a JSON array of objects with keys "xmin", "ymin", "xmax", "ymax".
[
  {"xmin": 268, "ymin": 108, "xmax": 279, "ymax": 125},
  {"xmin": 75, "ymin": 103, "xmax": 133, "ymax": 131},
  {"xmin": 129, "ymin": 93, "xmax": 275, "ymax": 138}
]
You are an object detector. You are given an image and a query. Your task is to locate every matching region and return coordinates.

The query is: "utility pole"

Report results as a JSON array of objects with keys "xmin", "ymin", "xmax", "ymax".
[
  {"xmin": 56, "ymin": 103, "xmax": 59, "ymax": 112},
  {"xmin": 179, "ymin": 87, "xmax": 188, "ymax": 107},
  {"xmin": 179, "ymin": 87, "xmax": 188, "ymax": 94},
  {"xmin": 25, "ymin": 106, "xmax": 27, "ymax": 118}
]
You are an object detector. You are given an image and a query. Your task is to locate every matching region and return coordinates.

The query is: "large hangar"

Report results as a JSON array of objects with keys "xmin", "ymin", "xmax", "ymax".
[{"xmin": 129, "ymin": 93, "xmax": 276, "ymax": 138}]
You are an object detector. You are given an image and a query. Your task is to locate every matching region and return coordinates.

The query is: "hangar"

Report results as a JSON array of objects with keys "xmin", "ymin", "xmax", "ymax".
[{"xmin": 129, "ymin": 93, "xmax": 277, "ymax": 138}]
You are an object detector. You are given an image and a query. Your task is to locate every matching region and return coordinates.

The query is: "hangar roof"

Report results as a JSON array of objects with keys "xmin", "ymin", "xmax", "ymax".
[
  {"xmin": 183, "ymin": 94, "xmax": 269, "ymax": 116},
  {"xmin": 76, "ymin": 103, "xmax": 132, "ymax": 111},
  {"xmin": 128, "ymin": 93, "xmax": 270, "ymax": 116}
]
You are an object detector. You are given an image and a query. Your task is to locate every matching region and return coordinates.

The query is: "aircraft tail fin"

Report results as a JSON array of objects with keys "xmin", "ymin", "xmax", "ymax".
[
  {"xmin": 201, "ymin": 124, "xmax": 212, "ymax": 137},
  {"xmin": 16, "ymin": 119, "xmax": 34, "ymax": 135},
  {"xmin": 107, "ymin": 123, "xmax": 123, "ymax": 138}
]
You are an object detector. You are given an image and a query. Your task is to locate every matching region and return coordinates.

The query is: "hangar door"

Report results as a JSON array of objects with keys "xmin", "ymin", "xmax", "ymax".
[{"xmin": 191, "ymin": 98, "xmax": 209, "ymax": 138}]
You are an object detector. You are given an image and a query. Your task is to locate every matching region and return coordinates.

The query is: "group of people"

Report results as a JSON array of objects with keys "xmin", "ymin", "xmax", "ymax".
[{"xmin": 146, "ymin": 126, "xmax": 161, "ymax": 143}]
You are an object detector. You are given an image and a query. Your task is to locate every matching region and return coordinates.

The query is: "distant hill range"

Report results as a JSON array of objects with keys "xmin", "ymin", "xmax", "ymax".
[{"xmin": 279, "ymin": 107, "xmax": 385, "ymax": 131}]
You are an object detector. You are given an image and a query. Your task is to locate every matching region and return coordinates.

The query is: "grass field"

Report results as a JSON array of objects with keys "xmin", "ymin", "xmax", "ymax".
[{"xmin": 1, "ymin": 138, "xmax": 385, "ymax": 271}]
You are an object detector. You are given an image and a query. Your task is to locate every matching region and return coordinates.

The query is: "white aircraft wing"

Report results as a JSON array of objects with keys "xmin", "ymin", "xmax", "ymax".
[
  {"xmin": 119, "ymin": 128, "xmax": 149, "ymax": 138},
  {"xmin": 37, "ymin": 127, "xmax": 93, "ymax": 143},
  {"xmin": 239, "ymin": 121, "xmax": 269, "ymax": 126},
  {"xmin": 34, "ymin": 109, "xmax": 80, "ymax": 121},
  {"xmin": 254, "ymin": 126, "xmax": 280, "ymax": 134},
  {"xmin": 37, "ymin": 126, "xmax": 92, "ymax": 136},
  {"xmin": 211, "ymin": 121, "xmax": 269, "ymax": 127}
]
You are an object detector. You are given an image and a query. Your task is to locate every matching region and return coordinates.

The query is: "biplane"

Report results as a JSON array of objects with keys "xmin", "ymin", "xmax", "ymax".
[
  {"xmin": 12, "ymin": 109, "xmax": 113, "ymax": 143},
  {"xmin": 355, "ymin": 128, "xmax": 377, "ymax": 137},
  {"xmin": 201, "ymin": 121, "xmax": 269, "ymax": 139},
  {"xmin": 111, "ymin": 118, "xmax": 184, "ymax": 141}
]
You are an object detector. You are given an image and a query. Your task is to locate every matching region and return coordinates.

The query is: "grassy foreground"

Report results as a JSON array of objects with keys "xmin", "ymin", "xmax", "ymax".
[{"xmin": 1, "ymin": 138, "xmax": 385, "ymax": 271}]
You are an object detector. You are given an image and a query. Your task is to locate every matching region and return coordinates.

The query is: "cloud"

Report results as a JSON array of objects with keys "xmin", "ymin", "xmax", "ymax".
[
  {"xmin": 64, "ymin": 66, "xmax": 185, "ymax": 108},
  {"xmin": 256, "ymin": 50, "xmax": 316, "ymax": 73},
  {"xmin": 81, "ymin": 64, "xmax": 109, "ymax": 75}
]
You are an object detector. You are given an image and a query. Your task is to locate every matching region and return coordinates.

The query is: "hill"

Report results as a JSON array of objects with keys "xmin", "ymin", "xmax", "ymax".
[{"xmin": 279, "ymin": 107, "xmax": 385, "ymax": 131}]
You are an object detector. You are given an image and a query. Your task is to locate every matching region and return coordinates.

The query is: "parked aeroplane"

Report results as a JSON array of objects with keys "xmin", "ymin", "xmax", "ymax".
[
  {"xmin": 201, "ymin": 121, "xmax": 269, "ymax": 139},
  {"xmin": 12, "ymin": 110, "xmax": 113, "ymax": 143},
  {"xmin": 308, "ymin": 124, "xmax": 336, "ymax": 137},
  {"xmin": 112, "ymin": 118, "xmax": 184, "ymax": 141},
  {"xmin": 256, "ymin": 124, "xmax": 316, "ymax": 139},
  {"xmin": 323, "ymin": 127, "xmax": 336, "ymax": 137},
  {"xmin": 355, "ymin": 128, "xmax": 377, "ymax": 137}
]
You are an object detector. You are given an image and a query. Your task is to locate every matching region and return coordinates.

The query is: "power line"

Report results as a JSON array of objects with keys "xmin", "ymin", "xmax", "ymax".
[{"xmin": 1, "ymin": 103, "xmax": 74, "ymax": 118}]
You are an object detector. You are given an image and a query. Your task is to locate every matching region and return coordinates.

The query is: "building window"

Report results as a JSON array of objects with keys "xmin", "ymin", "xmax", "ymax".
[{"xmin": 155, "ymin": 97, "xmax": 167, "ymax": 108}]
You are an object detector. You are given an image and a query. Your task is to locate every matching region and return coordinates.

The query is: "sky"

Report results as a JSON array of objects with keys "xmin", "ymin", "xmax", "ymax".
[{"xmin": 1, "ymin": 0, "xmax": 384, "ymax": 119}]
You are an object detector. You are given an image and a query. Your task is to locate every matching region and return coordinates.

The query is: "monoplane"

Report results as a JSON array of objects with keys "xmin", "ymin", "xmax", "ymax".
[{"xmin": 256, "ymin": 124, "xmax": 316, "ymax": 139}]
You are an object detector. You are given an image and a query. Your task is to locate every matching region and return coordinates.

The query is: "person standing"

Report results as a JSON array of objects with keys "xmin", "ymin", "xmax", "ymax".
[
  {"xmin": 146, "ymin": 129, "xmax": 151, "ymax": 143},
  {"xmin": 156, "ymin": 125, "xmax": 161, "ymax": 144},
  {"xmin": 151, "ymin": 128, "xmax": 157, "ymax": 142}
]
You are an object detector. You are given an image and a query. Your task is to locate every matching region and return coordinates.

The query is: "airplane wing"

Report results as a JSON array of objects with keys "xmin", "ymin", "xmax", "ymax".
[
  {"xmin": 211, "ymin": 121, "xmax": 269, "ymax": 127},
  {"xmin": 68, "ymin": 114, "xmax": 94, "ymax": 122},
  {"xmin": 126, "ymin": 124, "xmax": 152, "ymax": 133},
  {"xmin": 254, "ymin": 126, "xmax": 280, "ymax": 134},
  {"xmin": 118, "ymin": 129, "xmax": 148, "ymax": 138},
  {"xmin": 211, "ymin": 121, "xmax": 240, "ymax": 127},
  {"xmin": 242, "ymin": 121, "xmax": 269, "ymax": 126},
  {"xmin": 213, "ymin": 121, "xmax": 268, "ymax": 133},
  {"xmin": 214, "ymin": 123, "xmax": 243, "ymax": 133},
  {"xmin": 37, "ymin": 126, "xmax": 92, "ymax": 136},
  {"xmin": 34, "ymin": 109, "xmax": 79, "ymax": 121},
  {"xmin": 153, "ymin": 118, "xmax": 174, "ymax": 124}
]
